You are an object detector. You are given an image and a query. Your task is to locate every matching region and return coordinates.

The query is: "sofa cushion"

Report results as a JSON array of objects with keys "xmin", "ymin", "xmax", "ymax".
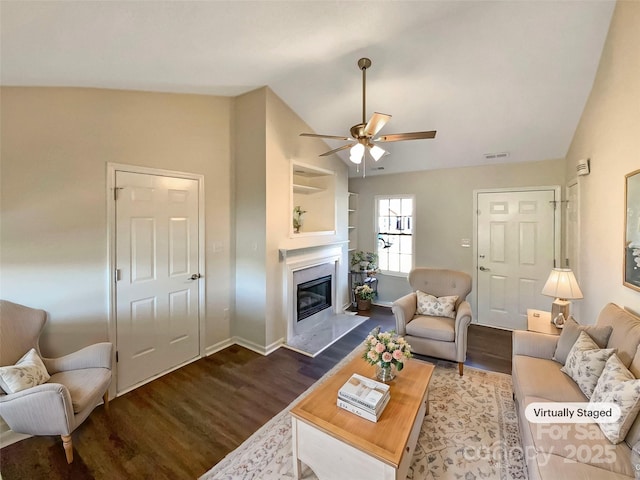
[
  {"xmin": 406, "ymin": 315, "xmax": 455, "ymax": 342},
  {"xmin": 0, "ymin": 348, "xmax": 50, "ymax": 394},
  {"xmin": 591, "ymin": 354, "xmax": 640, "ymax": 444},
  {"xmin": 597, "ymin": 303, "xmax": 640, "ymax": 368},
  {"xmin": 513, "ymin": 355, "xmax": 586, "ymax": 403},
  {"xmin": 561, "ymin": 331, "xmax": 616, "ymax": 399},
  {"xmin": 553, "ymin": 315, "xmax": 613, "ymax": 364},
  {"xmin": 415, "ymin": 291, "xmax": 458, "ymax": 318}
]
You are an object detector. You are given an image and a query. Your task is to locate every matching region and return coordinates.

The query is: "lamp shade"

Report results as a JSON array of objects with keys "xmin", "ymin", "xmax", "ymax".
[
  {"xmin": 541, "ymin": 268, "xmax": 584, "ymax": 300},
  {"xmin": 349, "ymin": 143, "xmax": 365, "ymax": 164}
]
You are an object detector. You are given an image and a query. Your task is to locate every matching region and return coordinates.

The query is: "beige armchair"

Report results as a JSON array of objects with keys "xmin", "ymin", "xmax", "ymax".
[
  {"xmin": 392, "ymin": 268, "xmax": 472, "ymax": 376},
  {"xmin": 0, "ymin": 300, "xmax": 113, "ymax": 463}
]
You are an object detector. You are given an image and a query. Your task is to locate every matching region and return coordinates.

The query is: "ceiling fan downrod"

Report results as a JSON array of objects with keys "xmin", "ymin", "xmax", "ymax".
[{"xmin": 358, "ymin": 57, "xmax": 371, "ymax": 126}]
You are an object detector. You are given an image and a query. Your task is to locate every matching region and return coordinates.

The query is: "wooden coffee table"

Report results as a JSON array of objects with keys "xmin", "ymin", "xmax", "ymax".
[{"xmin": 290, "ymin": 354, "xmax": 434, "ymax": 480}]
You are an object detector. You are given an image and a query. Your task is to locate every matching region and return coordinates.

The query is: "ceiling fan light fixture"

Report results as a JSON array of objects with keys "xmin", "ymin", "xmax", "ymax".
[
  {"xmin": 369, "ymin": 144, "xmax": 386, "ymax": 161},
  {"xmin": 350, "ymin": 143, "xmax": 365, "ymax": 164}
]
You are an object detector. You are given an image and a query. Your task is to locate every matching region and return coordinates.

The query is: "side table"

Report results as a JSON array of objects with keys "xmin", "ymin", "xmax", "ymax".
[{"xmin": 527, "ymin": 309, "xmax": 561, "ymax": 335}]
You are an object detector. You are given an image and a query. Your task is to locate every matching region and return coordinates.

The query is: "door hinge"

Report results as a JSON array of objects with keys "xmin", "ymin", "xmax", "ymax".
[
  {"xmin": 114, "ymin": 187, "xmax": 124, "ymax": 201},
  {"xmin": 116, "ymin": 351, "xmax": 119, "ymax": 363},
  {"xmin": 115, "ymin": 269, "xmax": 121, "ymax": 282}
]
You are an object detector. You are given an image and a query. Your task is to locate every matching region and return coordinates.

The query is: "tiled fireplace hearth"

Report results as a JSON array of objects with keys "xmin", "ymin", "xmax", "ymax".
[{"xmin": 280, "ymin": 242, "xmax": 367, "ymax": 357}]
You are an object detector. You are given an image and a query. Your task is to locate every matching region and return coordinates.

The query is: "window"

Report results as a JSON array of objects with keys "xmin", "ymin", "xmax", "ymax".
[{"xmin": 376, "ymin": 195, "xmax": 414, "ymax": 275}]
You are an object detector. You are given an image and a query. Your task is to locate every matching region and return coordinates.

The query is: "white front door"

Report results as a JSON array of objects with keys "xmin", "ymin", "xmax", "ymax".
[
  {"xmin": 476, "ymin": 189, "xmax": 558, "ymax": 330},
  {"xmin": 115, "ymin": 171, "xmax": 201, "ymax": 393}
]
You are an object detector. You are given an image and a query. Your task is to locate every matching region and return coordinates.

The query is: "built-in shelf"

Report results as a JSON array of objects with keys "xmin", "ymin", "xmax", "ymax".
[
  {"xmin": 293, "ymin": 184, "xmax": 324, "ymax": 194},
  {"xmin": 291, "ymin": 161, "xmax": 336, "ymax": 235},
  {"xmin": 348, "ymin": 192, "xmax": 358, "ymax": 258}
]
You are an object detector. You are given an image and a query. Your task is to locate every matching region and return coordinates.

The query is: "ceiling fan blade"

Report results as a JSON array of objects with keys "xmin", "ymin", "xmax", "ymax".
[
  {"xmin": 363, "ymin": 112, "xmax": 391, "ymax": 137},
  {"xmin": 319, "ymin": 143, "xmax": 355, "ymax": 157},
  {"xmin": 375, "ymin": 130, "xmax": 437, "ymax": 142},
  {"xmin": 300, "ymin": 133, "xmax": 352, "ymax": 141}
]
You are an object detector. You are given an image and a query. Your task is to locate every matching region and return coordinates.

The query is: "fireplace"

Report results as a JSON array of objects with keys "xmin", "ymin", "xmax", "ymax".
[
  {"xmin": 297, "ymin": 274, "xmax": 332, "ymax": 322},
  {"xmin": 281, "ymin": 243, "xmax": 366, "ymax": 356},
  {"xmin": 292, "ymin": 262, "xmax": 335, "ymax": 332}
]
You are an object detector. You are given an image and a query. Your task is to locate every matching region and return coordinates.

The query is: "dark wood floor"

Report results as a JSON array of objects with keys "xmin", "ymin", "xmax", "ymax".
[{"xmin": 0, "ymin": 306, "xmax": 511, "ymax": 480}]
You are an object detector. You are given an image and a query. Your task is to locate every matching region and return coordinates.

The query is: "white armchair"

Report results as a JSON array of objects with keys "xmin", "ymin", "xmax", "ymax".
[
  {"xmin": 392, "ymin": 268, "xmax": 472, "ymax": 376},
  {"xmin": 0, "ymin": 300, "xmax": 113, "ymax": 463}
]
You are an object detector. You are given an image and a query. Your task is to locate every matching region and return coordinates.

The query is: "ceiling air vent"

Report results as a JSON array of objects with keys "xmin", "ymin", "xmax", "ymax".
[{"xmin": 484, "ymin": 152, "xmax": 510, "ymax": 160}]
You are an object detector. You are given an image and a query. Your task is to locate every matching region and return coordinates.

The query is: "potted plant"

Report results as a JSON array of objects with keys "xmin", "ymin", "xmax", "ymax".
[
  {"xmin": 292, "ymin": 206, "xmax": 306, "ymax": 233},
  {"xmin": 354, "ymin": 284, "xmax": 375, "ymax": 311},
  {"xmin": 350, "ymin": 250, "xmax": 379, "ymax": 275}
]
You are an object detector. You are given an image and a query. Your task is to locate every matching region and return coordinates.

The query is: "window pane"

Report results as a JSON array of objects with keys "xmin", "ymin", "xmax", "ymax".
[
  {"xmin": 400, "ymin": 235, "xmax": 412, "ymax": 254},
  {"xmin": 389, "ymin": 198, "xmax": 401, "ymax": 216},
  {"xmin": 401, "ymin": 198, "xmax": 413, "ymax": 216},
  {"xmin": 400, "ymin": 254, "xmax": 412, "ymax": 274}
]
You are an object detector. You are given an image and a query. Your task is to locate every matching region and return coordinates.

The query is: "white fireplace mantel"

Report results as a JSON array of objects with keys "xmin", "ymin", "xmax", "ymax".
[{"xmin": 278, "ymin": 240, "xmax": 349, "ymax": 261}]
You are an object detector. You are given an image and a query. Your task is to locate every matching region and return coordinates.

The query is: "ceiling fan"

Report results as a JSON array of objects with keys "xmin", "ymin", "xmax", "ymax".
[{"xmin": 300, "ymin": 57, "xmax": 436, "ymax": 175}]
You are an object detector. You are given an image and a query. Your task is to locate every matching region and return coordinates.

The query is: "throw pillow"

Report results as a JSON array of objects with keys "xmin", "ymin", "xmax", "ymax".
[
  {"xmin": 591, "ymin": 354, "xmax": 640, "ymax": 444},
  {"xmin": 561, "ymin": 331, "xmax": 616, "ymax": 399},
  {"xmin": 416, "ymin": 291, "xmax": 458, "ymax": 318},
  {"xmin": 553, "ymin": 315, "xmax": 613, "ymax": 364},
  {"xmin": 0, "ymin": 348, "xmax": 50, "ymax": 394}
]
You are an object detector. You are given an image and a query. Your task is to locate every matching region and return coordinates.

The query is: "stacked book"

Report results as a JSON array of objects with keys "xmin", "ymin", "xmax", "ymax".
[{"xmin": 337, "ymin": 373, "xmax": 390, "ymax": 422}]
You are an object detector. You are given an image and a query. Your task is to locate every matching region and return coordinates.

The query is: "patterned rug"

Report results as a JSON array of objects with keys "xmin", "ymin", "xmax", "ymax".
[{"xmin": 200, "ymin": 352, "xmax": 528, "ymax": 480}]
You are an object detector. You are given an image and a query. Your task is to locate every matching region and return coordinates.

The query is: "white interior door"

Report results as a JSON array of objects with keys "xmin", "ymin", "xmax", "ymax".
[
  {"xmin": 115, "ymin": 171, "xmax": 200, "ymax": 393},
  {"xmin": 476, "ymin": 189, "xmax": 558, "ymax": 330}
]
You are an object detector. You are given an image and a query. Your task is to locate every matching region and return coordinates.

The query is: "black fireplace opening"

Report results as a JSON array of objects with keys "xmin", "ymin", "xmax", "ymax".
[{"xmin": 297, "ymin": 274, "xmax": 332, "ymax": 322}]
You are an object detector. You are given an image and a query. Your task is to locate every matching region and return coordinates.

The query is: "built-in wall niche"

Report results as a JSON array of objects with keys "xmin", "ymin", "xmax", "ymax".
[{"xmin": 291, "ymin": 161, "xmax": 336, "ymax": 235}]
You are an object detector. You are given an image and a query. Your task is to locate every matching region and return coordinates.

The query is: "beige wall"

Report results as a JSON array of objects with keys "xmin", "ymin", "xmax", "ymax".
[
  {"xmin": 349, "ymin": 158, "xmax": 566, "ymax": 309},
  {"xmin": 564, "ymin": 0, "xmax": 640, "ymax": 323},
  {"xmin": 0, "ymin": 87, "xmax": 233, "ymax": 355},
  {"xmin": 233, "ymin": 87, "xmax": 349, "ymax": 351},
  {"xmin": 233, "ymin": 88, "xmax": 268, "ymax": 347}
]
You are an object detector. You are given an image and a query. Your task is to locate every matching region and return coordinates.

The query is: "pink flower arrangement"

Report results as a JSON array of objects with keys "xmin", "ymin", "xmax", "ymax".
[{"xmin": 362, "ymin": 327, "xmax": 412, "ymax": 371}]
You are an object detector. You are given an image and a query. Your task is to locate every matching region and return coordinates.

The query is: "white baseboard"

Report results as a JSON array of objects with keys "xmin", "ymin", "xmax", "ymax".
[
  {"xmin": 232, "ymin": 336, "xmax": 284, "ymax": 356},
  {"xmin": 204, "ymin": 338, "xmax": 235, "ymax": 357}
]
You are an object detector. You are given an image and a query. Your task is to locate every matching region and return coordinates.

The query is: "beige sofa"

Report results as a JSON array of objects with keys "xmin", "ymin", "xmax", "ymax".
[{"xmin": 512, "ymin": 303, "xmax": 640, "ymax": 480}]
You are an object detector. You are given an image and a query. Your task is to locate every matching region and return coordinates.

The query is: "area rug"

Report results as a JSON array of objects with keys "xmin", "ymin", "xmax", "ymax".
[{"xmin": 200, "ymin": 351, "xmax": 528, "ymax": 480}]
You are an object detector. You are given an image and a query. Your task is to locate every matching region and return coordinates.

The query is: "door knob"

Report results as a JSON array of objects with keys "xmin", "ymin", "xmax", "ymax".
[
  {"xmin": 479, "ymin": 266, "xmax": 490, "ymax": 271},
  {"xmin": 189, "ymin": 273, "xmax": 202, "ymax": 280}
]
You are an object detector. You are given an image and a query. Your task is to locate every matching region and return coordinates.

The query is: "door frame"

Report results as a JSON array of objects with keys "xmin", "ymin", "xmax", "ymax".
[
  {"xmin": 106, "ymin": 162, "xmax": 206, "ymax": 396},
  {"xmin": 472, "ymin": 185, "xmax": 562, "ymax": 324}
]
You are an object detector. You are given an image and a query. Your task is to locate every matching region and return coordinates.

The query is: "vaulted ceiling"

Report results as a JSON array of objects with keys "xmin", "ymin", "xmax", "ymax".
[{"xmin": 0, "ymin": 1, "xmax": 616, "ymax": 176}]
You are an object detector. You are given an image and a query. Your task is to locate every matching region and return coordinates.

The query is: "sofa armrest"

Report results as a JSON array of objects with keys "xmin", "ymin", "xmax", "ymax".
[
  {"xmin": 455, "ymin": 300, "xmax": 472, "ymax": 333},
  {"xmin": 391, "ymin": 292, "xmax": 417, "ymax": 336},
  {"xmin": 512, "ymin": 330, "xmax": 559, "ymax": 360},
  {"xmin": 43, "ymin": 342, "xmax": 113, "ymax": 374}
]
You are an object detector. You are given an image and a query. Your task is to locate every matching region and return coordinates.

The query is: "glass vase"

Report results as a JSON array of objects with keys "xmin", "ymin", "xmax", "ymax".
[{"xmin": 376, "ymin": 363, "xmax": 396, "ymax": 383}]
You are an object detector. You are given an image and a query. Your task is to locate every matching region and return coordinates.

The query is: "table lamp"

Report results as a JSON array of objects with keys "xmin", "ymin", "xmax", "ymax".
[{"xmin": 541, "ymin": 268, "xmax": 583, "ymax": 325}]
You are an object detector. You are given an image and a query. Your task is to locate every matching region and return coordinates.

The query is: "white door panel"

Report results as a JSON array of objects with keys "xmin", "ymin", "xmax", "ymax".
[
  {"xmin": 116, "ymin": 171, "xmax": 200, "ymax": 393},
  {"xmin": 477, "ymin": 190, "xmax": 556, "ymax": 330}
]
